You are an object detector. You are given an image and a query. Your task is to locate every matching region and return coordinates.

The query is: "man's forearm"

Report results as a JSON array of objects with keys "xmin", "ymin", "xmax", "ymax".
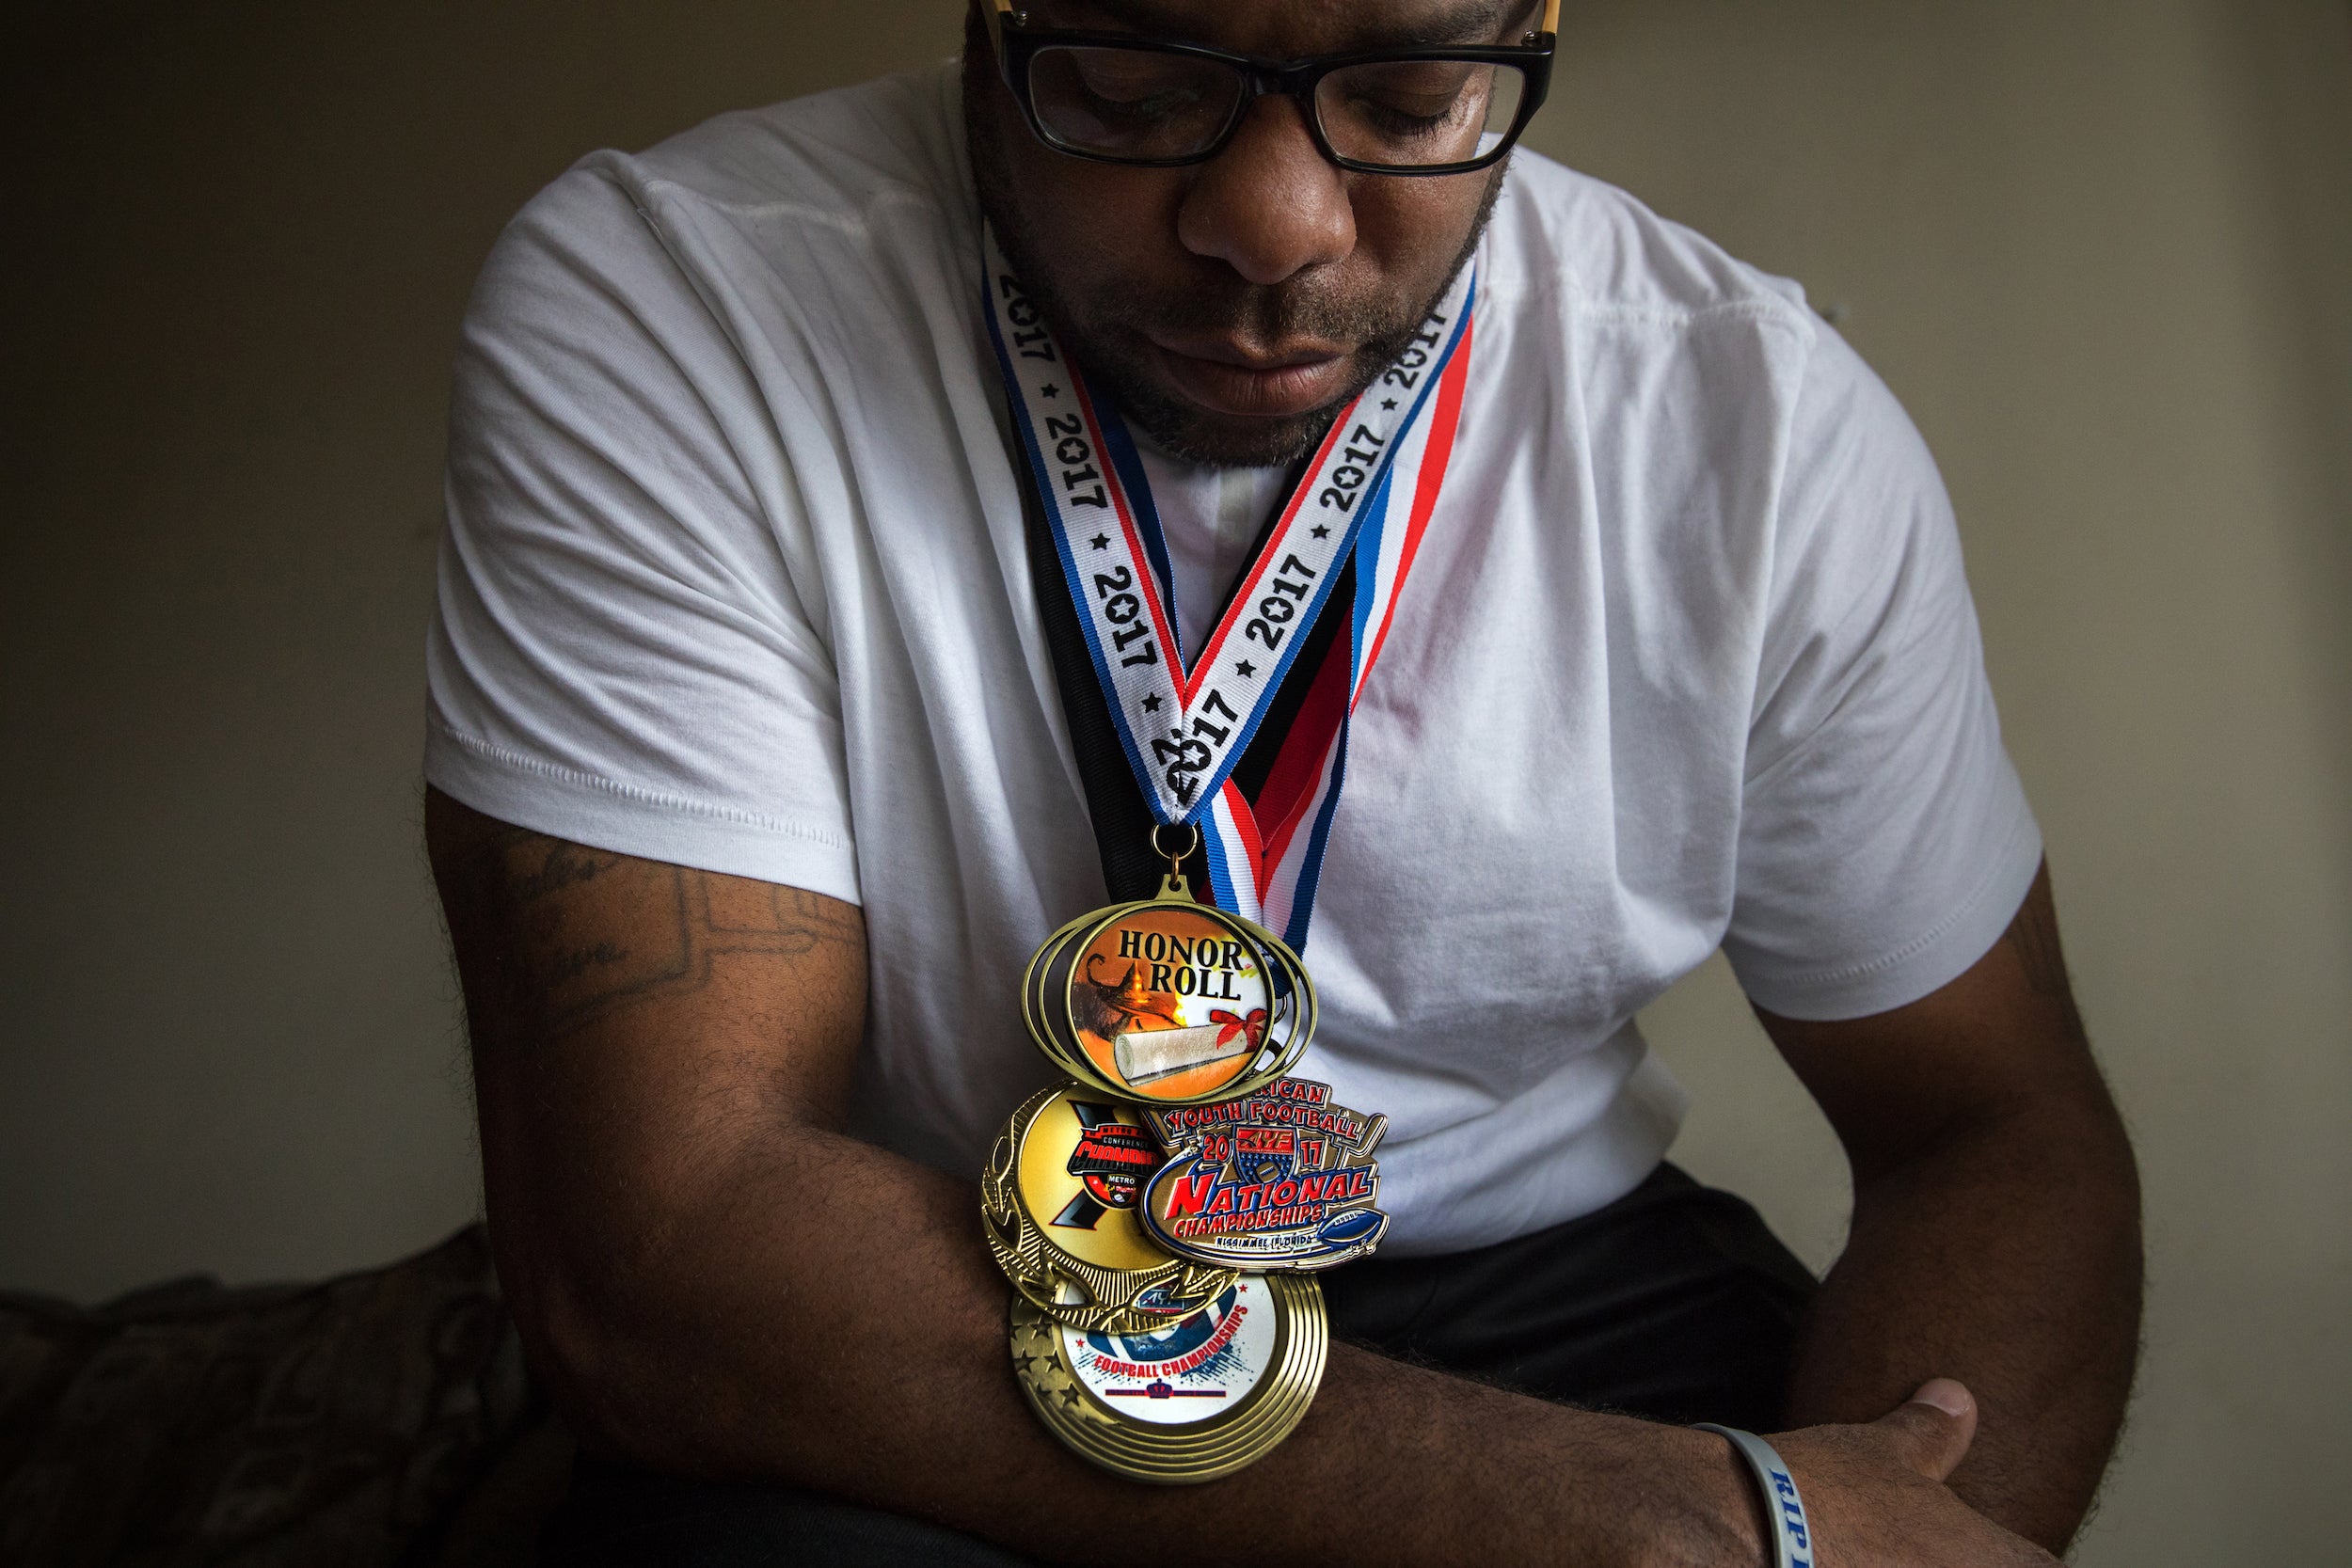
[
  {"xmin": 429, "ymin": 793, "xmax": 1759, "ymax": 1565},
  {"xmin": 435, "ymin": 800, "xmax": 2058, "ymax": 1568},
  {"xmin": 503, "ymin": 1114, "xmax": 1764, "ymax": 1568},
  {"xmin": 1783, "ymin": 1101, "xmax": 2141, "ymax": 1549},
  {"xmin": 510, "ymin": 1109, "xmax": 1769, "ymax": 1560}
]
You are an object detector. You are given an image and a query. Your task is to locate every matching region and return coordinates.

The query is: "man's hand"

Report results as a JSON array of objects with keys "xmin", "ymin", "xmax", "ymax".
[{"xmin": 1773, "ymin": 1380, "xmax": 2058, "ymax": 1568}]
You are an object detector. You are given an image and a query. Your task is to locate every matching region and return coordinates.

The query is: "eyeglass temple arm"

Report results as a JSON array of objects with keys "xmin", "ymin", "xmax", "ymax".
[{"xmin": 987, "ymin": 0, "xmax": 1561, "ymax": 50}]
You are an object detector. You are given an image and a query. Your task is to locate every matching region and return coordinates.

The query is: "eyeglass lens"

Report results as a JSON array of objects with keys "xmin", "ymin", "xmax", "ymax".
[
  {"xmin": 1027, "ymin": 47, "xmax": 1528, "ymax": 167},
  {"xmin": 1316, "ymin": 59, "xmax": 1526, "ymax": 166},
  {"xmin": 1028, "ymin": 48, "xmax": 1247, "ymax": 162}
]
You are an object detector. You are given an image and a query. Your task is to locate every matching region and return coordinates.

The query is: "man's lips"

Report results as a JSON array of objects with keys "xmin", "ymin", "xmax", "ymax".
[{"xmin": 1145, "ymin": 334, "xmax": 1354, "ymax": 420}]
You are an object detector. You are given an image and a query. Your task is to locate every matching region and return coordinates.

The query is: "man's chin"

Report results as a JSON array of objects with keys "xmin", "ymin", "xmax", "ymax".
[
  {"xmin": 1139, "ymin": 406, "xmax": 1345, "ymax": 469},
  {"xmin": 1096, "ymin": 363, "xmax": 1357, "ymax": 469}
]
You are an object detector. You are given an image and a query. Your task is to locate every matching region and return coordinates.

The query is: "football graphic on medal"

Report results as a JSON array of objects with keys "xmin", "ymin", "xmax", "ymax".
[
  {"xmin": 1141, "ymin": 1077, "xmax": 1391, "ymax": 1270},
  {"xmin": 1023, "ymin": 876, "xmax": 1314, "ymax": 1106}
]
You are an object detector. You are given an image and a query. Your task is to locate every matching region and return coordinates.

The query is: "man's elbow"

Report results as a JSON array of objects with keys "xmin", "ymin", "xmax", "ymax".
[
  {"xmin": 488, "ymin": 1197, "xmax": 800, "ymax": 1478},
  {"xmin": 490, "ymin": 1224, "xmax": 686, "ymax": 1466},
  {"xmin": 1895, "ymin": 1073, "xmax": 2144, "ymax": 1254}
]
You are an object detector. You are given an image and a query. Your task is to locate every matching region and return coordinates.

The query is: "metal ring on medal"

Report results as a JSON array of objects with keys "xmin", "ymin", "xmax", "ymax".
[
  {"xmin": 1009, "ymin": 1273, "xmax": 1328, "ymax": 1484},
  {"xmin": 1021, "ymin": 912, "xmax": 1103, "ymax": 1085},
  {"xmin": 980, "ymin": 1084, "xmax": 1238, "ymax": 1335},
  {"xmin": 1021, "ymin": 883, "xmax": 1316, "ymax": 1107}
]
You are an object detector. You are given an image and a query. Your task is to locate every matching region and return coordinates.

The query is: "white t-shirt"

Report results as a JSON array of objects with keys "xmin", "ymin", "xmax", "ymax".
[
  {"xmin": 1130, "ymin": 441, "xmax": 1294, "ymax": 657},
  {"xmin": 425, "ymin": 65, "xmax": 2042, "ymax": 1256}
]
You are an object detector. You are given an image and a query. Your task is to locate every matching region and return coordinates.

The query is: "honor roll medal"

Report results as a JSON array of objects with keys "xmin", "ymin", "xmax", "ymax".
[
  {"xmin": 1022, "ymin": 875, "xmax": 1313, "ymax": 1106},
  {"xmin": 982, "ymin": 224, "xmax": 1479, "ymax": 1481}
]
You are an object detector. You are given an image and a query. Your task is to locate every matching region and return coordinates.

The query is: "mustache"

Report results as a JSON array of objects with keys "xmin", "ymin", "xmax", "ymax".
[{"xmin": 1087, "ymin": 272, "xmax": 1418, "ymax": 354}]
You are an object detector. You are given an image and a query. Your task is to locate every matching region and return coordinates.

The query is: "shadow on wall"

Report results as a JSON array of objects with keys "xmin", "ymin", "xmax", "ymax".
[
  {"xmin": 0, "ymin": 0, "xmax": 966, "ymax": 1306},
  {"xmin": 2206, "ymin": 1, "xmax": 2352, "ymax": 743}
]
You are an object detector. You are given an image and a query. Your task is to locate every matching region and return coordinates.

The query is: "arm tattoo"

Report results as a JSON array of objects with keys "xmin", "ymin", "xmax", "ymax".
[{"xmin": 435, "ymin": 816, "xmax": 865, "ymax": 1047}]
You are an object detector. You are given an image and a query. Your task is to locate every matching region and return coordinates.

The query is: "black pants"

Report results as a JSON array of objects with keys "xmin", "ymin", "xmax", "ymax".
[{"xmin": 544, "ymin": 1164, "xmax": 1816, "ymax": 1566}]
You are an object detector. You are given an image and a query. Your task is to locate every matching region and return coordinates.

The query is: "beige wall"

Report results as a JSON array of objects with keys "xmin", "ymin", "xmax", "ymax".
[
  {"xmin": 1566, "ymin": 8, "xmax": 2352, "ymax": 1565},
  {"xmin": 3, "ymin": 3, "xmax": 2344, "ymax": 1562}
]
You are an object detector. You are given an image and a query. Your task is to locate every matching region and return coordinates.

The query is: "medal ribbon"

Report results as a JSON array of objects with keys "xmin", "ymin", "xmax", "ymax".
[{"xmin": 986, "ymin": 229, "xmax": 1475, "ymax": 945}]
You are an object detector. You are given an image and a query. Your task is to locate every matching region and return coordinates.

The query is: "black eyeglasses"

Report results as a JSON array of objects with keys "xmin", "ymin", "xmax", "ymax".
[{"xmin": 984, "ymin": 0, "xmax": 1560, "ymax": 176}]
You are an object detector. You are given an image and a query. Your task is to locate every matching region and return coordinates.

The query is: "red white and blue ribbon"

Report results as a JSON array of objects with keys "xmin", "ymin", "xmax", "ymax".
[{"xmin": 985, "ymin": 229, "xmax": 1475, "ymax": 949}]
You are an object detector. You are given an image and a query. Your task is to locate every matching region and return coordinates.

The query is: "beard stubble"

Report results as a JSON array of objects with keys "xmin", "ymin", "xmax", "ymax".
[{"xmin": 961, "ymin": 32, "xmax": 1502, "ymax": 468}]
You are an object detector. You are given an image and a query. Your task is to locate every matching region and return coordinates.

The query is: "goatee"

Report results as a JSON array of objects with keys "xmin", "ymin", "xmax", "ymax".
[{"xmin": 961, "ymin": 40, "xmax": 1502, "ymax": 469}]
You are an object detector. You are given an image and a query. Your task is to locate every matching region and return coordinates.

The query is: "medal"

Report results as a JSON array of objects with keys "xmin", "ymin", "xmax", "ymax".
[
  {"xmin": 1023, "ymin": 857, "xmax": 1313, "ymax": 1105},
  {"xmin": 981, "ymin": 1082, "xmax": 1238, "ymax": 1335},
  {"xmin": 1009, "ymin": 1273, "xmax": 1328, "ymax": 1485},
  {"xmin": 1141, "ymin": 1076, "xmax": 1390, "ymax": 1270},
  {"xmin": 977, "ymin": 223, "xmax": 1477, "ymax": 1481}
]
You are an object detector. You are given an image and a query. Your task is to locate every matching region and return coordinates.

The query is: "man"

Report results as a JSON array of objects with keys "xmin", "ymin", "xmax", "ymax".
[{"xmin": 423, "ymin": 0, "xmax": 2141, "ymax": 1562}]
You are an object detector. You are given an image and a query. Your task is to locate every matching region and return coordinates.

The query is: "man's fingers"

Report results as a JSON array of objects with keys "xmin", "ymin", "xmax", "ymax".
[{"xmin": 1871, "ymin": 1378, "xmax": 1979, "ymax": 1481}]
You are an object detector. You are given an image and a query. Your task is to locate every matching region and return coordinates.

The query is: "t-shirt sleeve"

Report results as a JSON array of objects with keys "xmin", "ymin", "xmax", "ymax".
[
  {"xmin": 1720, "ymin": 324, "xmax": 2041, "ymax": 1020},
  {"xmin": 423, "ymin": 160, "xmax": 861, "ymax": 903}
]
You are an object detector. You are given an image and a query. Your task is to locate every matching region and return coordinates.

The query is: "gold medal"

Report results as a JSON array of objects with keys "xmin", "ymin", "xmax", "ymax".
[
  {"xmin": 980, "ymin": 1083, "xmax": 1238, "ymax": 1335},
  {"xmin": 1022, "ymin": 875, "xmax": 1315, "ymax": 1105},
  {"xmin": 987, "ymin": 840, "xmax": 1369, "ymax": 1478},
  {"xmin": 1009, "ymin": 1272, "xmax": 1328, "ymax": 1484}
]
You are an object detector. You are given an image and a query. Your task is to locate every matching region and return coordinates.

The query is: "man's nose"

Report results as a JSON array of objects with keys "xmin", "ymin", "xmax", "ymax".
[{"xmin": 1175, "ymin": 95, "xmax": 1355, "ymax": 288}]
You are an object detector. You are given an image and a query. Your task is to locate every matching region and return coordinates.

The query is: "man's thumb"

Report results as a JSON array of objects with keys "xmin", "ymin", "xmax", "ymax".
[{"xmin": 1873, "ymin": 1378, "xmax": 1979, "ymax": 1481}]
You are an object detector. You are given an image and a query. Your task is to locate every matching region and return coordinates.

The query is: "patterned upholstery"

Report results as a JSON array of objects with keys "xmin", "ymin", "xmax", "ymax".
[{"xmin": 0, "ymin": 1226, "xmax": 562, "ymax": 1567}]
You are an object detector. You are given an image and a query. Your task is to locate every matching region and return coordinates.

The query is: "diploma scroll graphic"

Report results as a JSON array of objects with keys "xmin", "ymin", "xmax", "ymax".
[{"xmin": 1113, "ymin": 1024, "xmax": 1251, "ymax": 1085}]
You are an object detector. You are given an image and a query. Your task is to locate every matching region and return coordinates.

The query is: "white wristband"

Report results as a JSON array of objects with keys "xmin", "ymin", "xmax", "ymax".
[{"xmin": 1693, "ymin": 1424, "xmax": 1815, "ymax": 1568}]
